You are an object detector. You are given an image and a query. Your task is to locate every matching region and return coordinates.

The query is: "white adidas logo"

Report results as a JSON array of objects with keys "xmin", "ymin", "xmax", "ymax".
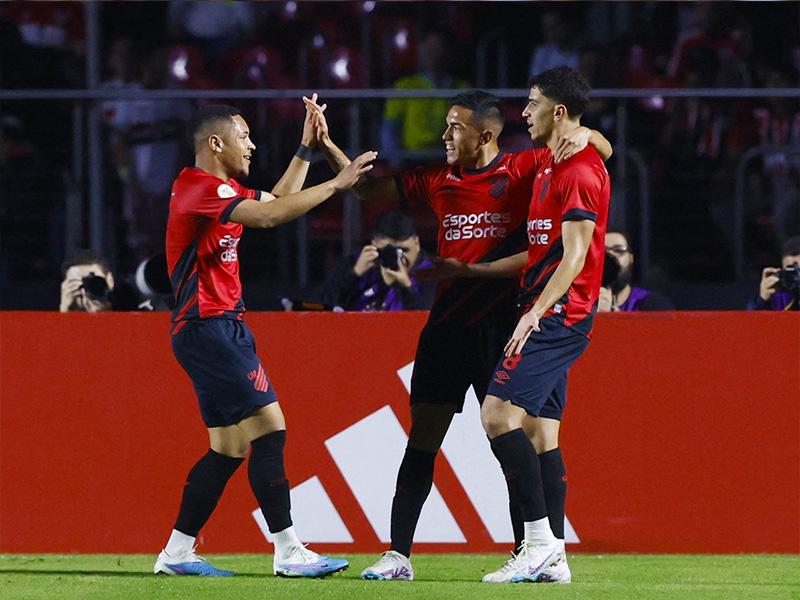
[{"xmin": 253, "ymin": 362, "xmax": 580, "ymax": 545}]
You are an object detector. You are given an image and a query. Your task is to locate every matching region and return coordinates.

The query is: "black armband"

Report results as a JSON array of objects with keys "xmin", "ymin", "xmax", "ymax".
[{"xmin": 295, "ymin": 144, "xmax": 313, "ymax": 161}]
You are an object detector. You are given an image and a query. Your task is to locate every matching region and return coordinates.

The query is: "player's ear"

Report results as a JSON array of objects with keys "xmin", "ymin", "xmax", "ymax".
[
  {"xmin": 479, "ymin": 129, "xmax": 494, "ymax": 146},
  {"xmin": 209, "ymin": 134, "xmax": 224, "ymax": 153},
  {"xmin": 553, "ymin": 103, "xmax": 567, "ymax": 122}
]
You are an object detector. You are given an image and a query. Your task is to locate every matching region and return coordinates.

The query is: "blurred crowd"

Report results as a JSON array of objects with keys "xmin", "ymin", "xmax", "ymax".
[{"xmin": 2, "ymin": 1, "xmax": 800, "ymax": 310}]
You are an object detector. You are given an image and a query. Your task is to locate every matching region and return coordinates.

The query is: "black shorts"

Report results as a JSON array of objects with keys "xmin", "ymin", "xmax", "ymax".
[
  {"xmin": 171, "ymin": 318, "xmax": 278, "ymax": 428},
  {"xmin": 486, "ymin": 316, "xmax": 589, "ymax": 420},
  {"xmin": 410, "ymin": 314, "xmax": 515, "ymax": 411}
]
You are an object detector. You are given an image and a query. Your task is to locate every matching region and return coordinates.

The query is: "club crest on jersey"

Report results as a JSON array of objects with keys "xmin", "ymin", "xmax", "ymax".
[{"xmin": 217, "ymin": 184, "xmax": 237, "ymax": 199}]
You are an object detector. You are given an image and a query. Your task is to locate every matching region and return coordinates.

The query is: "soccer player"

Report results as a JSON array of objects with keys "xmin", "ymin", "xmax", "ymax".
[
  {"xmin": 154, "ymin": 102, "xmax": 376, "ymax": 577},
  {"xmin": 434, "ymin": 66, "xmax": 611, "ymax": 583},
  {"xmin": 303, "ymin": 90, "xmax": 611, "ymax": 581}
]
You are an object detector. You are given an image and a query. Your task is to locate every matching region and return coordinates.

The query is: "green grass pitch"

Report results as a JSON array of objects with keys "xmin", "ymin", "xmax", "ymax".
[{"xmin": 2, "ymin": 553, "xmax": 799, "ymax": 599}]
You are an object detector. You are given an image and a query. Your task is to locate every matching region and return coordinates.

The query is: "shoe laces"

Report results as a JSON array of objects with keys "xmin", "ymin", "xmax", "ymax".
[
  {"xmin": 287, "ymin": 543, "xmax": 319, "ymax": 564},
  {"xmin": 377, "ymin": 551, "xmax": 405, "ymax": 568}
]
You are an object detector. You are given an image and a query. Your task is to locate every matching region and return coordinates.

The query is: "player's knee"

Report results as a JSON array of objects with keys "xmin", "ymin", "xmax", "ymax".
[{"xmin": 212, "ymin": 441, "xmax": 250, "ymax": 458}]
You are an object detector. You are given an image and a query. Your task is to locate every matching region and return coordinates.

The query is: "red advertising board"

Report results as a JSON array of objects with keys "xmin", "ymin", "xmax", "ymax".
[{"xmin": 0, "ymin": 311, "xmax": 798, "ymax": 554}]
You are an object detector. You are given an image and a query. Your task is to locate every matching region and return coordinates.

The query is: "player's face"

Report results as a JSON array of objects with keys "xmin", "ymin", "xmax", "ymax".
[
  {"xmin": 442, "ymin": 106, "xmax": 483, "ymax": 166},
  {"xmin": 220, "ymin": 115, "xmax": 256, "ymax": 179},
  {"xmin": 522, "ymin": 86, "xmax": 557, "ymax": 145}
]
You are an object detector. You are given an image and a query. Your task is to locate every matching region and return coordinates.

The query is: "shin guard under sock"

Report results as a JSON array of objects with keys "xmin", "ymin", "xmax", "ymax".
[
  {"xmin": 489, "ymin": 428, "xmax": 548, "ymax": 522},
  {"xmin": 249, "ymin": 430, "xmax": 292, "ymax": 533},
  {"xmin": 174, "ymin": 449, "xmax": 244, "ymax": 537},
  {"xmin": 390, "ymin": 446, "xmax": 437, "ymax": 558}
]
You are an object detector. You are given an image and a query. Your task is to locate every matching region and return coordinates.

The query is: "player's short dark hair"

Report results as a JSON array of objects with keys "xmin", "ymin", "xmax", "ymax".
[
  {"xmin": 449, "ymin": 90, "xmax": 505, "ymax": 130},
  {"xmin": 782, "ymin": 235, "xmax": 800, "ymax": 258},
  {"xmin": 372, "ymin": 210, "xmax": 417, "ymax": 241},
  {"xmin": 529, "ymin": 66, "xmax": 591, "ymax": 118},
  {"xmin": 62, "ymin": 249, "xmax": 110, "ymax": 277},
  {"xmin": 186, "ymin": 104, "xmax": 242, "ymax": 153}
]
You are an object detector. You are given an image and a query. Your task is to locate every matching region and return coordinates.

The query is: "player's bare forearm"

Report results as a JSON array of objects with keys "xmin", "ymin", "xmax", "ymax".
[
  {"xmin": 528, "ymin": 220, "xmax": 594, "ymax": 318},
  {"xmin": 588, "ymin": 128, "xmax": 613, "ymax": 162},
  {"xmin": 319, "ymin": 136, "xmax": 352, "ymax": 174},
  {"xmin": 466, "ymin": 251, "xmax": 528, "ymax": 278},
  {"xmin": 231, "ymin": 150, "xmax": 376, "ymax": 228},
  {"xmin": 270, "ymin": 155, "xmax": 311, "ymax": 197},
  {"xmin": 231, "ymin": 182, "xmax": 338, "ymax": 228}
]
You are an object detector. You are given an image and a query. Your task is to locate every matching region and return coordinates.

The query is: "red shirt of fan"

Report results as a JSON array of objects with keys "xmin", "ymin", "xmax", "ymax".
[
  {"xmin": 520, "ymin": 146, "xmax": 611, "ymax": 337},
  {"xmin": 166, "ymin": 167, "xmax": 257, "ymax": 330}
]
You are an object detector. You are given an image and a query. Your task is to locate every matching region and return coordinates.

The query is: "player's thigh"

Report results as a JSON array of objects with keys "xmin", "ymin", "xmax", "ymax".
[
  {"xmin": 410, "ymin": 324, "xmax": 472, "ymax": 409},
  {"xmin": 236, "ymin": 402, "xmax": 287, "ymax": 441},
  {"xmin": 408, "ymin": 403, "xmax": 459, "ymax": 452},
  {"xmin": 208, "ymin": 425, "xmax": 251, "ymax": 458}
]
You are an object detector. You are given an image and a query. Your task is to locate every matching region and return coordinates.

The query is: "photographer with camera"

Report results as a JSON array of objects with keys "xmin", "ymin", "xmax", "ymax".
[
  {"xmin": 747, "ymin": 235, "xmax": 800, "ymax": 311},
  {"xmin": 320, "ymin": 210, "xmax": 435, "ymax": 311},
  {"xmin": 59, "ymin": 250, "xmax": 116, "ymax": 313},
  {"xmin": 598, "ymin": 230, "xmax": 674, "ymax": 312},
  {"xmin": 60, "ymin": 249, "xmax": 173, "ymax": 312}
]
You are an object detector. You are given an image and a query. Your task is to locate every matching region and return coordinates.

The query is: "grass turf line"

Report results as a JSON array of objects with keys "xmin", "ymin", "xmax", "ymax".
[{"xmin": 2, "ymin": 553, "xmax": 799, "ymax": 600}]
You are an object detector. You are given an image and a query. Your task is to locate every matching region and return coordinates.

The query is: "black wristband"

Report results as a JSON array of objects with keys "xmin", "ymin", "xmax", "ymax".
[{"xmin": 295, "ymin": 144, "xmax": 313, "ymax": 161}]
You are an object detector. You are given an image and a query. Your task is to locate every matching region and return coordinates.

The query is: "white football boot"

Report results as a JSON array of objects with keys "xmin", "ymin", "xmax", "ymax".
[
  {"xmin": 536, "ymin": 539, "xmax": 571, "ymax": 583},
  {"xmin": 482, "ymin": 539, "xmax": 560, "ymax": 583},
  {"xmin": 360, "ymin": 550, "xmax": 414, "ymax": 580},
  {"xmin": 273, "ymin": 545, "xmax": 349, "ymax": 578}
]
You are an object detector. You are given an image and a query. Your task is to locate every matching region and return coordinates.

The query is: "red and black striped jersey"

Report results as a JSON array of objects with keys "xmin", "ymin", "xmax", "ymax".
[
  {"xmin": 166, "ymin": 167, "xmax": 257, "ymax": 331},
  {"xmin": 398, "ymin": 150, "xmax": 548, "ymax": 325},
  {"xmin": 519, "ymin": 146, "xmax": 611, "ymax": 338}
]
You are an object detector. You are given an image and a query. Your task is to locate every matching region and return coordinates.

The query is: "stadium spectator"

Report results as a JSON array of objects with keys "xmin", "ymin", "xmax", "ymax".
[
  {"xmin": 747, "ymin": 235, "xmax": 800, "ymax": 311},
  {"xmin": 598, "ymin": 230, "xmax": 674, "ymax": 312},
  {"xmin": 320, "ymin": 210, "xmax": 435, "ymax": 311},
  {"xmin": 528, "ymin": 9, "xmax": 579, "ymax": 78},
  {"xmin": 104, "ymin": 44, "xmax": 193, "ymax": 265},
  {"xmin": 381, "ymin": 28, "xmax": 470, "ymax": 160},
  {"xmin": 59, "ymin": 250, "xmax": 115, "ymax": 313},
  {"xmin": 155, "ymin": 101, "xmax": 375, "ymax": 578},
  {"xmin": 745, "ymin": 63, "xmax": 800, "ymax": 248},
  {"xmin": 305, "ymin": 90, "xmax": 611, "ymax": 581},
  {"xmin": 167, "ymin": 0, "xmax": 261, "ymax": 70}
]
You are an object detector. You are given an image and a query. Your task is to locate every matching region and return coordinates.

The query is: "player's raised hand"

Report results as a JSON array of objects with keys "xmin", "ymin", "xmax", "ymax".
[
  {"xmin": 414, "ymin": 255, "xmax": 469, "ymax": 281},
  {"xmin": 302, "ymin": 94, "xmax": 330, "ymax": 144},
  {"xmin": 332, "ymin": 151, "xmax": 377, "ymax": 191},
  {"xmin": 553, "ymin": 125, "xmax": 591, "ymax": 164},
  {"xmin": 504, "ymin": 310, "xmax": 540, "ymax": 357},
  {"xmin": 301, "ymin": 93, "xmax": 325, "ymax": 148}
]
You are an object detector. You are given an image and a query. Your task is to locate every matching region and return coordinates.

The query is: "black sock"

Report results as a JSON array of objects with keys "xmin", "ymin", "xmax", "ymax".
[
  {"xmin": 249, "ymin": 430, "xmax": 292, "ymax": 533},
  {"xmin": 509, "ymin": 499, "xmax": 524, "ymax": 550},
  {"xmin": 489, "ymin": 428, "xmax": 547, "ymax": 523},
  {"xmin": 539, "ymin": 447, "xmax": 567, "ymax": 539},
  {"xmin": 389, "ymin": 446, "xmax": 437, "ymax": 558},
  {"xmin": 174, "ymin": 449, "xmax": 244, "ymax": 537}
]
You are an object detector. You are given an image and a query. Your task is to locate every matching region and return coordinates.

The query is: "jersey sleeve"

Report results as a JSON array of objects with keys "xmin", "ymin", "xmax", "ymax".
[
  {"xmin": 398, "ymin": 163, "xmax": 439, "ymax": 207},
  {"xmin": 554, "ymin": 153, "xmax": 605, "ymax": 222},
  {"xmin": 508, "ymin": 148, "xmax": 549, "ymax": 180},
  {"xmin": 184, "ymin": 178, "xmax": 257, "ymax": 224}
]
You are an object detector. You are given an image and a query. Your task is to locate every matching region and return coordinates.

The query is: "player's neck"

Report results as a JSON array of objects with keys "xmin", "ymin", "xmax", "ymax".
[
  {"xmin": 546, "ymin": 121, "xmax": 581, "ymax": 153},
  {"xmin": 471, "ymin": 146, "xmax": 500, "ymax": 170},
  {"xmin": 195, "ymin": 156, "xmax": 231, "ymax": 182}
]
